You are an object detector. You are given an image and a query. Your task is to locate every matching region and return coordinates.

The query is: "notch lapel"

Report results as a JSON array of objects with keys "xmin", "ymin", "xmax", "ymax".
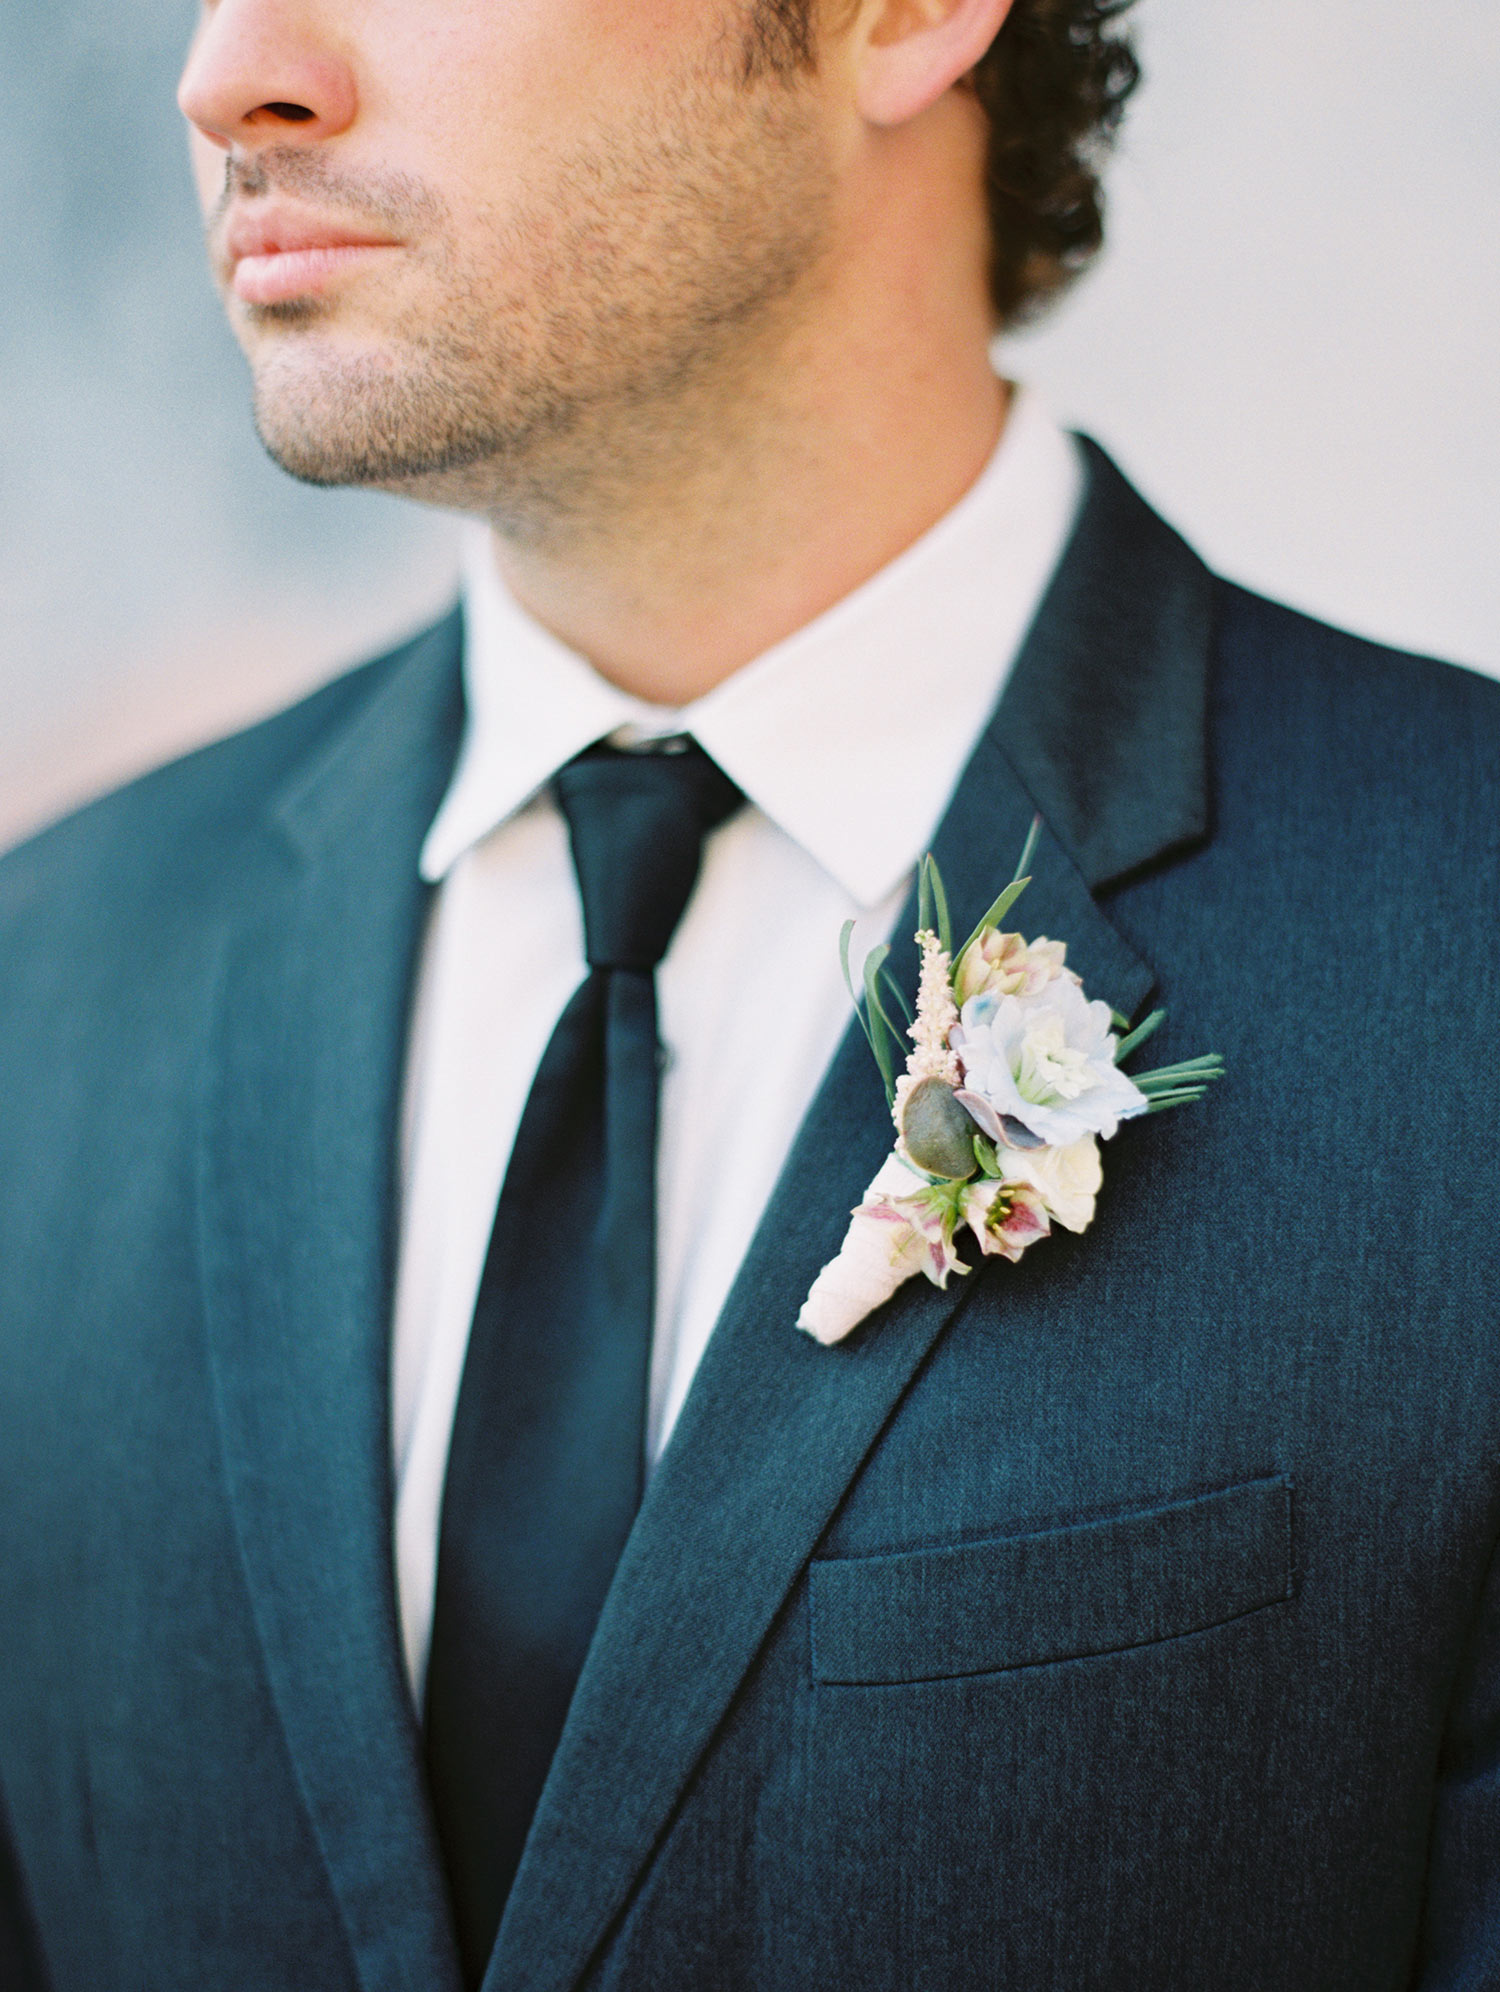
[
  {"xmin": 198, "ymin": 615, "xmax": 467, "ymax": 1992},
  {"xmin": 486, "ymin": 445, "xmax": 1215, "ymax": 1992}
]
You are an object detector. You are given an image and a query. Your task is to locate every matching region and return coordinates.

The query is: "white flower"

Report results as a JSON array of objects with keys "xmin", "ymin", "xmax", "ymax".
[
  {"xmin": 998, "ymin": 1135, "xmax": 1103, "ymax": 1234},
  {"xmin": 952, "ymin": 978, "xmax": 1147, "ymax": 1147}
]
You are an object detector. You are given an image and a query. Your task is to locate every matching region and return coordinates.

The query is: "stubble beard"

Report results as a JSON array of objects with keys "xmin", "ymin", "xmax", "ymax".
[{"xmin": 238, "ymin": 57, "xmax": 836, "ymax": 544}]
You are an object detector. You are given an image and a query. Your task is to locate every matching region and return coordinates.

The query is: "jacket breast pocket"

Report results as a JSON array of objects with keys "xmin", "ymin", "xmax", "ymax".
[{"xmin": 809, "ymin": 1475, "xmax": 1293, "ymax": 1686}]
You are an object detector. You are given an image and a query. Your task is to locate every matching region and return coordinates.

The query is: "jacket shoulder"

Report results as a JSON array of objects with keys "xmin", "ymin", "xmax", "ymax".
[
  {"xmin": 0, "ymin": 610, "xmax": 462, "ymax": 1042},
  {"xmin": 1204, "ymin": 583, "xmax": 1500, "ymax": 919},
  {"xmin": 0, "ymin": 611, "xmax": 459, "ymax": 930},
  {"xmin": 1212, "ymin": 581, "xmax": 1500, "ymax": 758}
]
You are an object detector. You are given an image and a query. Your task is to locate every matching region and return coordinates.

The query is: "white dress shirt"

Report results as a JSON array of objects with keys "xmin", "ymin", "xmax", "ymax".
[{"xmin": 391, "ymin": 385, "xmax": 1083, "ymax": 1699}]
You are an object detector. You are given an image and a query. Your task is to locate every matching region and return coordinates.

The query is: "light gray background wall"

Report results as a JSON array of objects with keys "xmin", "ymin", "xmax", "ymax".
[{"xmin": 3, "ymin": 0, "xmax": 1497, "ymax": 852}]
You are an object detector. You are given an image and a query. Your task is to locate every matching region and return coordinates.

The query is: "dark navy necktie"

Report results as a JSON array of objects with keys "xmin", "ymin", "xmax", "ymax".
[{"xmin": 424, "ymin": 737, "xmax": 743, "ymax": 1986}]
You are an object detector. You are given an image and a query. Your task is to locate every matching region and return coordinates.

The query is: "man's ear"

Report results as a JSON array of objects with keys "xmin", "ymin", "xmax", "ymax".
[{"xmin": 853, "ymin": 0, "xmax": 1016, "ymax": 128}]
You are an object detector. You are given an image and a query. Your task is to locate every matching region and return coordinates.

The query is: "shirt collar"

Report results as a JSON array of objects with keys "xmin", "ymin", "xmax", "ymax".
[{"xmin": 421, "ymin": 385, "xmax": 1082, "ymax": 905}]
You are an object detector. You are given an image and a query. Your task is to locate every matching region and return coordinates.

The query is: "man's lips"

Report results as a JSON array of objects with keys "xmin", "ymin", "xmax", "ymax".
[{"xmin": 223, "ymin": 205, "xmax": 402, "ymax": 307}]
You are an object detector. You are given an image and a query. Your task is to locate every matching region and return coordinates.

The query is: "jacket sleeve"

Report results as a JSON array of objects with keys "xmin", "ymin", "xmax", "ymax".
[
  {"xmin": 0, "ymin": 1790, "xmax": 49, "ymax": 1992},
  {"xmin": 1415, "ymin": 1527, "xmax": 1500, "ymax": 1986}
]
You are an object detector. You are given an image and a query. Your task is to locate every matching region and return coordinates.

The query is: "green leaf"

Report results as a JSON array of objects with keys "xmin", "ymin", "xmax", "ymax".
[
  {"xmin": 1114, "ymin": 1008, "xmax": 1168, "ymax": 1063},
  {"xmin": 864, "ymin": 947, "xmax": 905, "ymax": 1046},
  {"xmin": 839, "ymin": 918, "xmax": 858, "ymax": 993},
  {"xmin": 956, "ymin": 876, "xmax": 1032, "ymax": 966},
  {"xmin": 1010, "ymin": 813, "xmax": 1042, "ymax": 887},
  {"xmin": 952, "ymin": 821, "xmax": 1045, "ymax": 966},
  {"xmin": 1133, "ymin": 1054, "xmax": 1225, "ymax": 1092},
  {"xmin": 841, "ymin": 924, "xmax": 921, "ymax": 1106},
  {"xmin": 840, "ymin": 921, "xmax": 886, "ymax": 1077},
  {"xmin": 972, "ymin": 1134, "xmax": 1002, "ymax": 1178},
  {"xmin": 862, "ymin": 943, "xmax": 902, "ymax": 1105},
  {"xmin": 925, "ymin": 855, "xmax": 954, "ymax": 958},
  {"xmin": 877, "ymin": 962, "xmax": 914, "ymax": 1027}
]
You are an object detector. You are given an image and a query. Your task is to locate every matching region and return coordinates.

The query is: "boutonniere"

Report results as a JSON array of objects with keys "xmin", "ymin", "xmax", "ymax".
[{"xmin": 798, "ymin": 822, "xmax": 1223, "ymax": 1345}]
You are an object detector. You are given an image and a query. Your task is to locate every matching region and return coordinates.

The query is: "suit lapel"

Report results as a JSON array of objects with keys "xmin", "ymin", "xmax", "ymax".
[
  {"xmin": 487, "ymin": 446, "xmax": 1215, "ymax": 1992},
  {"xmin": 998, "ymin": 438, "xmax": 1212, "ymax": 887},
  {"xmin": 198, "ymin": 615, "xmax": 467, "ymax": 1992}
]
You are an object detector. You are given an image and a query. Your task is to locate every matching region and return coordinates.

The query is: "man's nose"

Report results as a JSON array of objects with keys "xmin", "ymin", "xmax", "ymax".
[{"xmin": 177, "ymin": 0, "xmax": 356, "ymax": 153}]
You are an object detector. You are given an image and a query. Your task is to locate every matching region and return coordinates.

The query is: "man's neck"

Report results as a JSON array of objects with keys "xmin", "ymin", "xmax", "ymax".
[
  {"xmin": 485, "ymin": 318, "xmax": 1009, "ymax": 710},
  {"xmin": 466, "ymin": 77, "xmax": 1010, "ymax": 709}
]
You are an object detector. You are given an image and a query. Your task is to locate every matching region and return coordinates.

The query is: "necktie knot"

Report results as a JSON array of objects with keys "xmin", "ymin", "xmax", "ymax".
[{"xmin": 555, "ymin": 739, "xmax": 743, "ymax": 972}]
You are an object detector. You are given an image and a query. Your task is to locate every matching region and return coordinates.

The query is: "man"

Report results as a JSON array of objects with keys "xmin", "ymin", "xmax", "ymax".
[{"xmin": 1, "ymin": 0, "xmax": 1497, "ymax": 1985}]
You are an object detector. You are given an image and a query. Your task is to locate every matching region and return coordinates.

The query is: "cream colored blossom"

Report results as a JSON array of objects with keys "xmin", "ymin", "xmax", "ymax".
[
  {"xmin": 953, "ymin": 927, "xmax": 1069, "ymax": 1007},
  {"xmin": 999, "ymin": 1136, "xmax": 1103, "ymax": 1234}
]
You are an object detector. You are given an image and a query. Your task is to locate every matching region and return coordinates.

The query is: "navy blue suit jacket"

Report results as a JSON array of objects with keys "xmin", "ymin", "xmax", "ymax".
[{"xmin": 3, "ymin": 448, "xmax": 1499, "ymax": 1990}]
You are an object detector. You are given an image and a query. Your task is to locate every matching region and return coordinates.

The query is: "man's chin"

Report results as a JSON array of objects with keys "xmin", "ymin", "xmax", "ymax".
[
  {"xmin": 244, "ymin": 338, "xmax": 575, "ymax": 513},
  {"xmin": 251, "ymin": 413, "xmax": 388, "ymax": 490},
  {"xmin": 250, "ymin": 382, "xmax": 500, "ymax": 497}
]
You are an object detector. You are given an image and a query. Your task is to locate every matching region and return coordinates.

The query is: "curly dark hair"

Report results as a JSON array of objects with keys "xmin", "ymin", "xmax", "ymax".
[{"xmin": 749, "ymin": 0, "xmax": 1141, "ymax": 326}]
